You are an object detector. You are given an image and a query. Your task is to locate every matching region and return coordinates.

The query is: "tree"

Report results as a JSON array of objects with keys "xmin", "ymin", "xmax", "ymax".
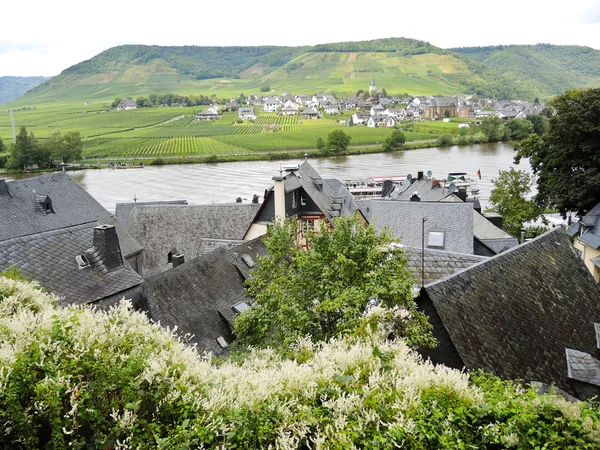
[
  {"xmin": 356, "ymin": 89, "xmax": 364, "ymax": 97},
  {"xmin": 111, "ymin": 98, "xmax": 120, "ymax": 108},
  {"xmin": 383, "ymin": 129, "xmax": 406, "ymax": 152},
  {"xmin": 260, "ymin": 84, "xmax": 270, "ymax": 92},
  {"xmin": 316, "ymin": 137, "xmax": 325, "ymax": 151},
  {"xmin": 380, "ymin": 88, "xmax": 388, "ymax": 98},
  {"xmin": 514, "ymin": 88, "xmax": 600, "ymax": 216},
  {"xmin": 505, "ymin": 118, "xmax": 534, "ymax": 140},
  {"xmin": 0, "ymin": 137, "xmax": 6, "ymax": 154},
  {"xmin": 489, "ymin": 168, "xmax": 541, "ymax": 237},
  {"xmin": 42, "ymin": 131, "xmax": 83, "ymax": 164},
  {"xmin": 525, "ymin": 114, "xmax": 549, "ymax": 135},
  {"xmin": 478, "ymin": 115, "xmax": 506, "ymax": 141},
  {"xmin": 436, "ymin": 134, "xmax": 454, "ymax": 146},
  {"xmin": 325, "ymin": 129, "xmax": 351, "ymax": 153},
  {"xmin": 8, "ymin": 126, "xmax": 40, "ymax": 169},
  {"xmin": 234, "ymin": 216, "xmax": 433, "ymax": 350}
]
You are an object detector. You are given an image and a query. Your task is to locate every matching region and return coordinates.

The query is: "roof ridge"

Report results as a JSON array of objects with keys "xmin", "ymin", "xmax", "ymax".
[{"xmin": 0, "ymin": 221, "xmax": 99, "ymax": 246}]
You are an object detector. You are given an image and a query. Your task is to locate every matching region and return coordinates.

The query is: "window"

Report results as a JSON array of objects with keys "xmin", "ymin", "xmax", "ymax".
[
  {"xmin": 300, "ymin": 195, "xmax": 307, "ymax": 206},
  {"xmin": 301, "ymin": 219, "xmax": 314, "ymax": 235},
  {"xmin": 427, "ymin": 231, "xmax": 445, "ymax": 249},
  {"xmin": 291, "ymin": 191, "xmax": 297, "ymax": 208}
]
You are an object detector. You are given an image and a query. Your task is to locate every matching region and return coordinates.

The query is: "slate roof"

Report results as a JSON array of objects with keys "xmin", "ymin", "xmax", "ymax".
[
  {"xmin": 301, "ymin": 106, "xmax": 318, "ymax": 115},
  {"xmin": 360, "ymin": 200, "xmax": 474, "ymax": 254},
  {"xmin": 0, "ymin": 174, "xmax": 142, "ymax": 259},
  {"xmin": 285, "ymin": 162, "xmax": 361, "ymax": 221},
  {"xmin": 144, "ymin": 238, "xmax": 267, "ymax": 354},
  {"xmin": 402, "ymin": 247, "xmax": 486, "ymax": 285},
  {"xmin": 573, "ymin": 201, "xmax": 600, "ymax": 249},
  {"xmin": 115, "ymin": 202, "xmax": 260, "ymax": 275},
  {"xmin": 388, "ymin": 178, "xmax": 453, "ymax": 202},
  {"xmin": 419, "ymin": 228, "xmax": 600, "ymax": 397},
  {"xmin": 472, "ymin": 211, "xmax": 518, "ymax": 253},
  {"xmin": 0, "ymin": 223, "xmax": 144, "ymax": 307}
]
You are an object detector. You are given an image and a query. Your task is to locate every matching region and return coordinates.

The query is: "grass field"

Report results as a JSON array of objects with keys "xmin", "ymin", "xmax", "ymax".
[{"xmin": 0, "ymin": 104, "xmax": 459, "ymax": 162}]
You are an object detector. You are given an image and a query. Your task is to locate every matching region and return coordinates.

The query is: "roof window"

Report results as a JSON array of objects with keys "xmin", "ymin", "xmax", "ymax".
[
  {"xmin": 75, "ymin": 254, "xmax": 91, "ymax": 269},
  {"xmin": 427, "ymin": 231, "xmax": 446, "ymax": 249}
]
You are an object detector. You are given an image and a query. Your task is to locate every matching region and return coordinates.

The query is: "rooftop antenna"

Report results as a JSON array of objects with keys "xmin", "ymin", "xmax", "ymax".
[
  {"xmin": 421, "ymin": 218, "xmax": 427, "ymax": 288},
  {"xmin": 133, "ymin": 193, "xmax": 137, "ymax": 205},
  {"xmin": 304, "ymin": 152, "xmax": 308, "ymax": 161},
  {"xmin": 9, "ymin": 110, "xmax": 16, "ymax": 143},
  {"xmin": 279, "ymin": 164, "xmax": 283, "ymax": 176}
]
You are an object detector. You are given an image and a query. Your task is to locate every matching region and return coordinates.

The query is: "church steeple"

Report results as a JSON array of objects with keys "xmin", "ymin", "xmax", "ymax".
[{"xmin": 369, "ymin": 76, "xmax": 376, "ymax": 94}]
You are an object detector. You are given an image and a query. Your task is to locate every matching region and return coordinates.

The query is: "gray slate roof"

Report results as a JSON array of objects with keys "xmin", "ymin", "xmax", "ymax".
[
  {"xmin": 0, "ymin": 174, "xmax": 142, "ymax": 259},
  {"xmin": 0, "ymin": 223, "xmax": 144, "ymax": 307},
  {"xmin": 360, "ymin": 200, "xmax": 474, "ymax": 254},
  {"xmin": 472, "ymin": 211, "xmax": 518, "ymax": 253},
  {"xmin": 287, "ymin": 162, "xmax": 361, "ymax": 221},
  {"xmin": 115, "ymin": 202, "xmax": 260, "ymax": 275},
  {"xmin": 388, "ymin": 178, "xmax": 453, "ymax": 202},
  {"xmin": 402, "ymin": 247, "xmax": 486, "ymax": 285},
  {"xmin": 144, "ymin": 238, "xmax": 267, "ymax": 354},
  {"xmin": 573, "ymin": 201, "xmax": 600, "ymax": 249},
  {"xmin": 419, "ymin": 228, "xmax": 600, "ymax": 398}
]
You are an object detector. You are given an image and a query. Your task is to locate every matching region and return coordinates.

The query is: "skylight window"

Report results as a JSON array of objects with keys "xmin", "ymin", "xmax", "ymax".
[
  {"xmin": 427, "ymin": 231, "xmax": 445, "ymax": 249},
  {"xmin": 232, "ymin": 302, "xmax": 250, "ymax": 314}
]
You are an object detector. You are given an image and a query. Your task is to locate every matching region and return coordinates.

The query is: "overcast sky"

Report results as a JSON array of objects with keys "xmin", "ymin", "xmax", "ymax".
[{"xmin": 2, "ymin": 0, "xmax": 600, "ymax": 77}]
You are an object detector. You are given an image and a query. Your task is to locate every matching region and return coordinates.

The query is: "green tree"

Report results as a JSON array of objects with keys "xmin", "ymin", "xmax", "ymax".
[
  {"xmin": 436, "ymin": 134, "xmax": 454, "ymax": 146},
  {"xmin": 380, "ymin": 88, "xmax": 388, "ymax": 98},
  {"xmin": 0, "ymin": 137, "xmax": 6, "ymax": 154},
  {"xmin": 42, "ymin": 131, "xmax": 83, "ymax": 163},
  {"xmin": 325, "ymin": 129, "xmax": 351, "ymax": 153},
  {"xmin": 260, "ymin": 84, "xmax": 270, "ymax": 92},
  {"xmin": 515, "ymin": 88, "xmax": 600, "ymax": 216},
  {"xmin": 234, "ymin": 216, "xmax": 433, "ymax": 350},
  {"xmin": 111, "ymin": 98, "xmax": 120, "ymax": 108},
  {"xmin": 478, "ymin": 115, "xmax": 506, "ymax": 141},
  {"xmin": 8, "ymin": 127, "xmax": 40, "ymax": 169},
  {"xmin": 383, "ymin": 129, "xmax": 406, "ymax": 152},
  {"xmin": 525, "ymin": 114, "xmax": 549, "ymax": 135},
  {"xmin": 505, "ymin": 118, "xmax": 534, "ymax": 140},
  {"xmin": 489, "ymin": 168, "xmax": 541, "ymax": 237},
  {"xmin": 316, "ymin": 137, "xmax": 325, "ymax": 151}
]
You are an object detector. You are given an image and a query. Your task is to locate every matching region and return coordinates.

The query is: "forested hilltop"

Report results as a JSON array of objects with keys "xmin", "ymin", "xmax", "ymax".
[
  {"xmin": 0, "ymin": 76, "xmax": 48, "ymax": 104},
  {"xmin": 450, "ymin": 44, "xmax": 600, "ymax": 97}
]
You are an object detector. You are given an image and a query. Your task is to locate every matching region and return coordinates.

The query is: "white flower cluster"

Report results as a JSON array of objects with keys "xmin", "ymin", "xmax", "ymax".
[{"xmin": 1, "ymin": 277, "xmax": 598, "ymax": 448}]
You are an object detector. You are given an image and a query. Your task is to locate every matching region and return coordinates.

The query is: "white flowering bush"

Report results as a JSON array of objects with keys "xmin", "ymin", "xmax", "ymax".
[{"xmin": 1, "ymin": 277, "xmax": 600, "ymax": 448}]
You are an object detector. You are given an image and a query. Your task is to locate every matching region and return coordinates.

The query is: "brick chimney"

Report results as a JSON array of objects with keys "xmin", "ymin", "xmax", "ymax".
[
  {"xmin": 91, "ymin": 225, "xmax": 123, "ymax": 271},
  {"xmin": 273, "ymin": 175, "xmax": 285, "ymax": 220}
]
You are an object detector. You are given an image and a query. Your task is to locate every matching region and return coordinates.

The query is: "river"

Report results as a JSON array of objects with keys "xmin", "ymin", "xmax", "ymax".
[{"xmin": 8, "ymin": 142, "xmax": 530, "ymax": 213}]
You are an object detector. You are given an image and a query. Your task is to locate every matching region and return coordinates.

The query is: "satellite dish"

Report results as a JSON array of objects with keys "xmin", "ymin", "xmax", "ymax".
[
  {"xmin": 406, "ymin": 173, "xmax": 413, "ymax": 182},
  {"xmin": 448, "ymin": 183, "xmax": 457, "ymax": 194},
  {"xmin": 427, "ymin": 170, "xmax": 432, "ymax": 179}
]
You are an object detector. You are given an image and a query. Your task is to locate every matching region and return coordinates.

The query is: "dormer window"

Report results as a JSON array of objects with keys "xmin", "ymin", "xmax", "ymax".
[{"xmin": 75, "ymin": 254, "xmax": 91, "ymax": 269}]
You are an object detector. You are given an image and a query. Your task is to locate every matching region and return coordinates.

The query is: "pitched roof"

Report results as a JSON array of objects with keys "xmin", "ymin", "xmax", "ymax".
[
  {"xmin": 115, "ymin": 202, "xmax": 260, "ymax": 275},
  {"xmin": 420, "ymin": 228, "xmax": 600, "ymax": 397},
  {"xmin": 0, "ymin": 174, "xmax": 142, "ymax": 259},
  {"xmin": 284, "ymin": 162, "xmax": 361, "ymax": 222},
  {"xmin": 0, "ymin": 223, "xmax": 143, "ymax": 306},
  {"xmin": 402, "ymin": 247, "xmax": 486, "ymax": 285},
  {"xmin": 472, "ymin": 210, "xmax": 518, "ymax": 253},
  {"xmin": 144, "ymin": 238, "xmax": 267, "ymax": 354},
  {"xmin": 388, "ymin": 178, "xmax": 452, "ymax": 202},
  {"xmin": 360, "ymin": 200, "xmax": 474, "ymax": 254},
  {"xmin": 574, "ymin": 201, "xmax": 600, "ymax": 249}
]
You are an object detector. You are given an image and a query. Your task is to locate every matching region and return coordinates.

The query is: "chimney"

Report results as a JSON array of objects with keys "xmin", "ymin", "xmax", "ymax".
[
  {"xmin": 171, "ymin": 254, "xmax": 185, "ymax": 268},
  {"xmin": 0, "ymin": 179, "xmax": 10, "ymax": 196},
  {"xmin": 457, "ymin": 187, "xmax": 467, "ymax": 202},
  {"xmin": 432, "ymin": 179, "xmax": 440, "ymax": 188},
  {"xmin": 92, "ymin": 225, "xmax": 123, "ymax": 271},
  {"xmin": 418, "ymin": 171, "xmax": 424, "ymax": 181},
  {"xmin": 381, "ymin": 180, "xmax": 394, "ymax": 197},
  {"xmin": 273, "ymin": 175, "xmax": 285, "ymax": 220},
  {"xmin": 252, "ymin": 194, "xmax": 259, "ymax": 204}
]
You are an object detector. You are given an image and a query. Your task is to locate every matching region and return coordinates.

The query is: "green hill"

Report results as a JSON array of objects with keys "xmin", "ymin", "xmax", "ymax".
[
  {"xmin": 450, "ymin": 44, "xmax": 600, "ymax": 98},
  {"xmin": 0, "ymin": 76, "xmax": 49, "ymax": 104},
  {"xmin": 19, "ymin": 38, "xmax": 535, "ymax": 105}
]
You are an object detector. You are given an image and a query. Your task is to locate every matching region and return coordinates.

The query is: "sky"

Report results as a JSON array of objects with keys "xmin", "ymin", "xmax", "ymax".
[{"xmin": 2, "ymin": 0, "xmax": 600, "ymax": 77}]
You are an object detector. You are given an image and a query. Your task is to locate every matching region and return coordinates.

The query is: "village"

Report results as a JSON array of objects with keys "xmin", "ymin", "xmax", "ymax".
[{"xmin": 116, "ymin": 76, "xmax": 543, "ymax": 129}]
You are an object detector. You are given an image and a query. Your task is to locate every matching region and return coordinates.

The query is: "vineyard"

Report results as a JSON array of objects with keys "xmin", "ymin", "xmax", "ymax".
[{"xmin": 1, "ymin": 104, "xmax": 456, "ymax": 161}]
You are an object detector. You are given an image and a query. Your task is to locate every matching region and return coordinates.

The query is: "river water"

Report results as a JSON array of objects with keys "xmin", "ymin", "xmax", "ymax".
[{"xmin": 8, "ymin": 142, "xmax": 531, "ymax": 213}]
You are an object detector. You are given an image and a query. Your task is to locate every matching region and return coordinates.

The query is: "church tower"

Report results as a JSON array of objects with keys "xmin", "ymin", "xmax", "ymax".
[{"xmin": 369, "ymin": 76, "xmax": 376, "ymax": 94}]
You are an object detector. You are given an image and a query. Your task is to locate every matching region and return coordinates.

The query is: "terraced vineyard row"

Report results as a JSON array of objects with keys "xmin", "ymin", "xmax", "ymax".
[{"xmin": 125, "ymin": 137, "xmax": 249, "ymax": 157}]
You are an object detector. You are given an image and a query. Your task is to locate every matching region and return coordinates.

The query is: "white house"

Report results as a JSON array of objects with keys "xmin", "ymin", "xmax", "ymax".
[{"xmin": 238, "ymin": 108, "xmax": 257, "ymax": 121}]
